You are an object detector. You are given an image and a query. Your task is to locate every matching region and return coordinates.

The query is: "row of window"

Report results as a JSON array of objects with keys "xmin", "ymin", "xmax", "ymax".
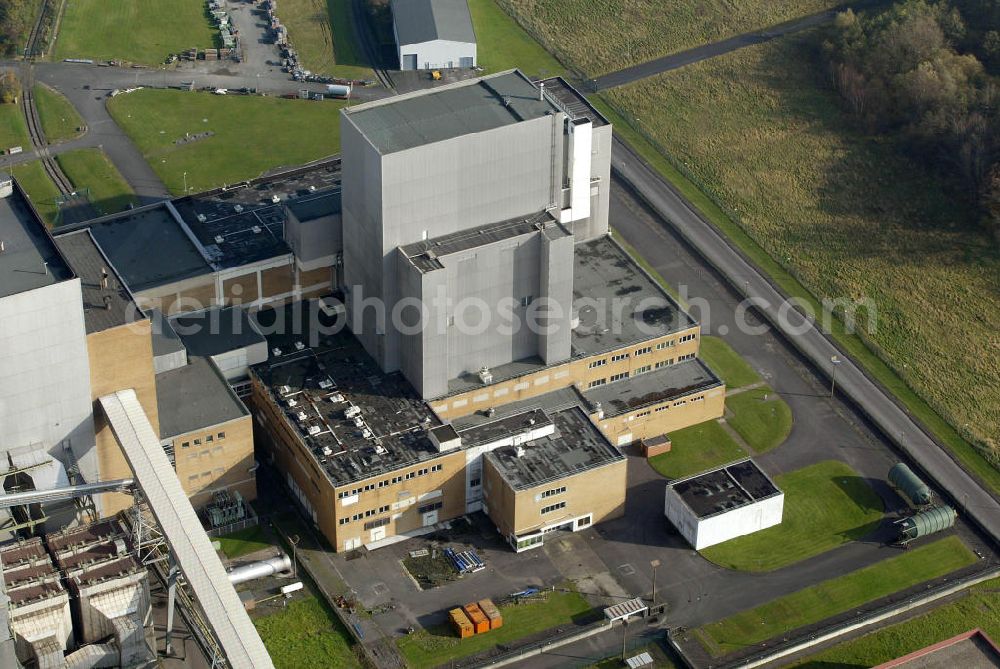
[
  {"xmin": 364, "ymin": 517, "xmax": 390, "ymax": 531},
  {"xmin": 541, "ymin": 501, "xmax": 567, "ymax": 515},
  {"xmin": 339, "ymin": 504, "xmax": 391, "ymax": 525},
  {"xmin": 181, "ymin": 431, "xmax": 227, "ymax": 449},
  {"xmin": 418, "ymin": 501, "xmax": 443, "ymax": 514},
  {"xmin": 610, "ymin": 372, "xmax": 628, "ymax": 382},
  {"xmin": 541, "ymin": 485, "xmax": 566, "ymax": 499},
  {"xmin": 337, "ymin": 463, "xmax": 444, "ymax": 499},
  {"xmin": 678, "ymin": 333, "xmax": 697, "ymax": 343},
  {"xmin": 634, "ymin": 346, "xmax": 652, "ymax": 356}
]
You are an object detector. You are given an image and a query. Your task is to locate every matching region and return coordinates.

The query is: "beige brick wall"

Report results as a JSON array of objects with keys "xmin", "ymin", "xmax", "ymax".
[
  {"xmin": 594, "ymin": 385, "xmax": 726, "ymax": 447},
  {"xmin": 172, "ymin": 415, "xmax": 257, "ymax": 510}
]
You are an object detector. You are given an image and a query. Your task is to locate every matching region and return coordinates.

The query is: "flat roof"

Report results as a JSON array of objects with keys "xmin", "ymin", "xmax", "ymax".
[
  {"xmin": 150, "ymin": 310, "xmax": 186, "ymax": 357},
  {"xmin": 391, "ymin": 0, "xmax": 476, "ymax": 46},
  {"xmin": 458, "ymin": 408, "xmax": 552, "ymax": 448},
  {"xmin": 451, "ymin": 386, "xmax": 585, "ymax": 431},
  {"xmin": 539, "ymin": 77, "xmax": 609, "ymax": 128},
  {"xmin": 669, "ymin": 459, "xmax": 781, "ymax": 518},
  {"xmin": 170, "ymin": 305, "xmax": 265, "ymax": 358},
  {"xmin": 583, "ymin": 359, "xmax": 722, "ymax": 417},
  {"xmin": 0, "ymin": 181, "xmax": 73, "ymax": 298},
  {"xmin": 400, "ymin": 211, "xmax": 563, "ymax": 272},
  {"xmin": 156, "ymin": 356, "xmax": 248, "ymax": 439},
  {"xmin": 483, "ymin": 407, "xmax": 623, "ymax": 490},
  {"xmin": 53, "ymin": 230, "xmax": 141, "ymax": 334},
  {"xmin": 344, "ymin": 70, "xmax": 561, "ymax": 154}
]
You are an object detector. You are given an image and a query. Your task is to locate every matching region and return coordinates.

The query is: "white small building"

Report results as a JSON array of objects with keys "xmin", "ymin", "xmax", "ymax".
[
  {"xmin": 663, "ymin": 459, "xmax": 783, "ymax": 550},
  {"xmin": 391, "ymin": 0, "xmax": 477, "ymax": 70}
]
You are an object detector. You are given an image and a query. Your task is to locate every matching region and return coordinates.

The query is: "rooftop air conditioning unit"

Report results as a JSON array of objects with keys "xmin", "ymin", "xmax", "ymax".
[
  {"xmin": 214, "ymin": 235, "xmax": 225, "ymax": 244},
  {"xmin": 362, "ymin": 429, "xmax": 373, "ymax": 439},
  {"xmin": 251, "ymin": 225, "xmax": 262, "ymax": 233},
  {"xmin": 322, "ymin": 446, "xmax": 333, "ymax": 456},
  {"xmin": 375, "ymin": 445, "xmax": 387, "ymax": 455},
  {"xmin": 353, "ymin": 417, "xmax": 364, "ymax": 428},
  {"xmin": 318, "ymin": 379, "xmax": 332, "ymax": 389},
  {"xmin": 272, "ymin": 194, "xmax": 281, "ymax": 203},
  {"xmin": 272, "ymin": 347, "xmax": 283, "ymax": 356},
  {"xmin": 279, "ymin": 385, "xmax": 291, "ymax": 395},
  {"xmin": 329, "ymin": 393, "xmax": 344, "ymax": 403},
  {"xmin": 307, "ymin": 425, "xmax": 322, "ymax": 436},
  {"xmin": 295, "ymin": 341, "xmax": 305, "ymax": 350},
  {"xmin": 296, "ymin": 411, "xmax": 307, "ymax": 422},
  {"xmin": 478, "ymin": 366, "xmax": 493, "ymax": 385},
  {"xmin": 197, "ymin": 213, "xmax": 208, "ymax": 223},
  {"xmin": 515, "ymin": 446, "xmax": 526, "ymax": 458},
  {"xmin": 234, "ymin": 204, "xmax": 244, "ymax": 213},
  {"xmin": 286, "ymin": 398, "xmax": 298, "ymax": 408},
  {"xmin": 344, "ymin": 405, "xmax": 361, "ymax": 419}
]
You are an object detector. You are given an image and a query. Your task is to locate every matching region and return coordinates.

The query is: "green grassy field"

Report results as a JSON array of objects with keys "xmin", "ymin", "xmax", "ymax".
[
  {"xmin": 725, "ymin": 387, "xmax": 792, "ymax": 454},
  {"xmin": 696, "ymin": 536, "xmax": 977, "ymax": 657},
  {"xmin": 56, "ymin": 149, "xmax": 137, "ymax": 216},
  {"xmin": 603, "ymin": 36, "xmax": 1000, "ymax": 491},
  {"xmin": 0, "ymin": 103, "xmax": 29, "ymax": 151},
  {"xmin": 648, "ymin": 420, "xmax": 746, "ymax": 480},
  {"xmin": 108, "ymin": 89, "xmax": 346, "ymax": 194},
  {"xmin": 33, "ymin": 84, "xmax": 84, "ymax": 144},
  {"xmin": 793, "ymin": 576, "xmax": 1000, "ymax": 667},
  {"xmin": 700, "ymin": 336, "xmax": 761, "ymax": 389},
  {"xmin": 279, "ymin": 0, "xmax": 373, "ymax": 80},
  {"xmin": 254, "ymin": 596, "xmax": 356, "ymax": 668},
  {"xmin": 53, "ymin": 0, "xmax": 217, "ymax": 63},
  {"xmin": 496, "ymin": 0, "xmax": 843, "ymax": 76},
  {"xmin": 11, "ymin": 160, "xmax": 61, "ymax": 226},
  {"xmin": 701, "ymin": 460, "xmax": 882, "ymax": 571},
  {"xmin": 217, "ymin": 525, "xmax": 272, "ymax": 559},
  {"xmin": 397, "ymin": 590, "xmax": 594, "ymax": 668},
  {"xmin": 468, "ymin": 0, "xmax": 565, "ymax": 77}
]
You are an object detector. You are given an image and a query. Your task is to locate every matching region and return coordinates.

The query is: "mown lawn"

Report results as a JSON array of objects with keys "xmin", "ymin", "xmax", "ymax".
[
  {"xmin": 56, "ymin": 149, "xmax": 137, "ymax": 216},
  {"xmin": 397, "ymin": 590, "xmax": 594, "ymax": 668},
  {"xmin": 793, "ymin": 576, "xmax": 1000, "ymax": 667},
  {"xmin": 279, "ymin": 0, "xmax": 373, "ymax": 80},
  {"xmin": 700, "ymin": 460, "xmax": 883, "ymax": 572},
  {"xmin": 254, "ymin": 596, "xmax": 356, "ymax": 668},
  {"xmin": 469, "ymin": 0, "xmax": 565, "ymax": 77},
  {"xmin": 696, "ymin": 536, "xmax": 978, "ymax": 657},
  {"xmin": 33, "ymin": 84, "xmax": 84, "ymax": 143},
  {"xmin": 648, "ymin": 420, "xmax": 746, "ymax": 480},
  {"xmin": 602, "ymin": 36, "xmax": 1000, "ymax": 493},
  {"xmin": 108, "ymin": 89, "xmax": 346, "ymax": 194},
  {"xmin": 700, "ymin": 336, "xmax": 760, "ymax": 390},
  {"xmin": 217, "ymin": 525, "xmax": 273, "ymax": 559},
  {"xmin": 11, "ymin": 160, "xmax": 61, "ymax": 226},
  {"xmin": 0, "ymin": 103, "xmax": 29, "ymax": 151},
  {"xmin": 496, "ymin": 0, "xmax": 844, "ymax": 76},
  {"xmin": 53, "ymin": 0, "xmax": 217, "ymax": 64},
  {"xmin": 725, "ymin": 386, "xmax": 792, "ymax": 454}
]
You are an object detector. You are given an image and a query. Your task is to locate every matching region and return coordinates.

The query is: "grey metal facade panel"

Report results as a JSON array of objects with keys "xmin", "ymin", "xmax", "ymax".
[
  {"xmin": 391, "ymin": 0, "xmax": 476, "ymax": 46},
  {"xmin": 98, "ymin": 390, "xmax": 273, "ymax": 669},
  {"xmin": 538, "ymin": 229, "xmax": 574, "ymax": 364}
]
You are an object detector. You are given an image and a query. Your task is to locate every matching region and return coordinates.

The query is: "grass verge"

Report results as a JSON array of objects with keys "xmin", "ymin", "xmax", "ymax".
[
  {"xmin": 701, "ymin": 460, "xmax": 883, "ymax": 572},
  {"xmin": 700, "ymin": 336, "xmax": 761, "ymax": 389},
  {"xmin": 792, "ymin": 576, "xmax": 1000, "ymax": 667},
  {"xmin": 55, "ymin": 148, "xmax": 137, "ymax": 216},
  {"xmin": 648, "ymin": 420, "xmax": 746, "ymax": 480},
  {"xmin": 33, "ymin": 83, "xmax": 84, "ymax": 143},
  {"xmin": 696, "ymin": 536, "xmax": 978, "ymax": 657},
  {"xmin": 254, "ymin": 595, "xmax": 356, "ymax": 668},
  {"xmin": 53, "ymin": 0, "xmax": 217, "ymax": 64},
  {"xmin": 217, "ymin": 525, "xmax": 273, "ymax": 559},
  {"xmin": 468, "ymin": 0, "xmax": 565, "ymax": 77},
  {"xmin": 108, "ymin": 89, "xmax": 346, "ymax": 194},
  {"xmin": 397, "ymin": 590, "xmax": 594, "ymax": 669},
  {"xmin": 0, "ymin": 102, "xmax": 29, "ymax": 150},
  {"xmin": 11, "ymin": 160, "xmax": 61, "ymax": 226},
  {"xmin": 279, "ymin": 0, "xmax": 373, "ymax": 80},
  {"xmin": 726, "ymin": 386, "xmax": 792, "ymax": 454}
]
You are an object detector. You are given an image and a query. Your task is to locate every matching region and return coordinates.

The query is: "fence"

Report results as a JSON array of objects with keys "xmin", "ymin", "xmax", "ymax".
[{"xmin": 206, "ymin": 513, "xmax": 260, "ymax": 538}]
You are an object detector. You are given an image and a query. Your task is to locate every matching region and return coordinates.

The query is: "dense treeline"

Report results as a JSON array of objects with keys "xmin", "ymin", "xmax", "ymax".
[
  {"xmin": 824, "ymin": 0, "xmax": 1000, "ymax": 241},
  {"xmin": 0, "ymin": 0, "xmax": 36, "ymax": 57}
]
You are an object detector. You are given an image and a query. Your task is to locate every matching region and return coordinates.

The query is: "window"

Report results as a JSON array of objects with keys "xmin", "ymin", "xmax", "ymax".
[
  {"xmin": 378, "ymin": 480, "xmax": 388, "ymax": 488},
  {"xmin": 611, "ymin": 353, "xmax": 628, "ymax": 362},
  {"xmin": 431, "ymin": 464, "xmax": 443, "ymax": 472},
  {"xmin": 378, "ymin": 505, "xmax": 390, "ymax": 513},
  {"xmin": 193, "ymin": 439, "xmax": 201, "ymax": 446},
  {"xmin": 541, "ymin": 501, "xmax": 567, "ymax": 515},
  {"xmin": 655, "ymin": 405, "xmax": 669, "ymax": 412},
  {"xmin": 577, "ymin": 516, "xmax": 591, "ymax": 527},
  {"xmin": 541, "ymin": 486, "xmax": 566, "ymax": 498},
  {"xmin": 673, "ymin": 400, "xmax": 687, "ymax": 407},
  {"xmin": 181, "ymin": 441, "xmax": 190, "ymax": 449},
  {"xmin": 610, "ymin": 372, "xmax": 628, "ymax": 382},
  {"xmin": 217, "ymin": 432, "xmax": 226, "ymax": 440},
  {"xmin": 634, "ymin": 365, "xmax": 651, "ymax": 375},
  {"xmin": 206, "ymin": 435, "xmax": 214, "ymax": 443},
  {"xmin": 405, "ymin": 472, "xmax": 415, "ymax": 480},
  {"xmin": 678, "ymin": 353, "xmax": 696, "ymax": 362},
  {"xmin": 634, "ymin": 346, "xmax": 652, "ymax": 356},
  {"xmin": 392, "ymin": 475, "xmax": 403, "ymax": 484},
  {"xmin": 588, "ymin": 378, "xmax": 606, "ymax": 388},
  {"xmin": 588, "ymin": 359, "xmax": 607, "ymax": 369},
  {"xmin": 692, "ymin": 395, "xmax": 704, "ymax": 402},
  {"xmin": 635, "ymin": 410, "xmax": 651, "ymax": 417},
  {"xmin": 469, "ymin": 477, "xmax": 481, "ymax": 487},
  {"xmin": 656, "ymin": 340, "xmax": 675, "ymax": 350},
  {"xmin": 520, "ymin": 295, "xmax": 534, "ymax": 307},
  {"xmin": 655, "ymin": 359, "xmax": 674, "ymax": 369},
  {"xmin": 417, "ymin": 468, "xmax": 429, "ymax": 476},
  {"xmin": 679, "ymin": 333, "xmax": 697, "ymax": 343},
  {"xmin": 364, "ymin": 517, "xmax": 390, "ymax": 531},
  {"xmin": 339, "ymin": 517, "xmax": 350, "ymax": 525},
  {"xmin": 418, "ymin": 501, "xmax": 443, "ymax": 514}
]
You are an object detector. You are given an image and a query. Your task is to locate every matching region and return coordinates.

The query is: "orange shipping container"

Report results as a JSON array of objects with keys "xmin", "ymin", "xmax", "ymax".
[
  {"xmin": 449, "ymin": 608, "xmax": 474, "ymax": 639},
  {"xmin": 477, "ymin": 599, "xmax": 503, "ymax": 629},
  {"xmin": 462, "ymin": 603, "xmax": 490, "ymax": 634}
]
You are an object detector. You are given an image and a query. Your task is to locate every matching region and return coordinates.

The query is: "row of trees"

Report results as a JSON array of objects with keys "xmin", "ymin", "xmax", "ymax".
[
  {"xmin": 0, "ymin": 0, "xmax": 36, "ymax": 57},
  {"xmin": 824, "ymin": 0, "xmax": 1000, "ymax": 242}
]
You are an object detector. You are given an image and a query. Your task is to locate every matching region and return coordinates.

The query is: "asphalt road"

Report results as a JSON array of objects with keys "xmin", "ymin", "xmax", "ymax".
[
  {"xmin": 609, "ymin": 135, "xmax": 1000, "ymax": 544},
  {"xmin": 590, "ymin": 0, "xmax": 890, "ymax": 91}
]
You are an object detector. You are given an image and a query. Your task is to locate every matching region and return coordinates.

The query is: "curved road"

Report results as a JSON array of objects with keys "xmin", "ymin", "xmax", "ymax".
[{"xmin": 610, "ymin": 135, "xmax": 1000, "ymax": 544}]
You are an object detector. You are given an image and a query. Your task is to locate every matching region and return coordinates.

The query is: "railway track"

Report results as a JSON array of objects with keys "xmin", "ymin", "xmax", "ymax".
[{"xmin": 20, "ymin": 68, "xmax": 74, "ymax": 195}]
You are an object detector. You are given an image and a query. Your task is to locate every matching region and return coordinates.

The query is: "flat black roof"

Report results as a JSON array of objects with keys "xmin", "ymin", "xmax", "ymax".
[
  {"xmin": 156, "ymin": 356, "xmax": 248, "ymax": 439},
  {"xmin": 484, "ymin": 407, "xmax": 623, "ymax": 490},
  {"xmin": 53, "ymin": 230, "xmax": 141, "ymax": 334},
  {"xmin": 669, "ymin": 459, "xmax": 781, "ymax": 519},
  {"xmin": 0, "ymin": 179, "xmax": 73, "ymax": 298},
  {"xmin": 583, "ymin": 359, "xmax": 722, "ymax": 417},
  {"xmin": 170, "ymin": 306, "xmax": 265, "ymax": 358},
  {"xmin": 458, "ymin": 408, "xmax": 552, "ymax": 448}
]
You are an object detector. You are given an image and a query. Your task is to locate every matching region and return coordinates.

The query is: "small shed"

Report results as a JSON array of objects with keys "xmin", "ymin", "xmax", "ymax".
[{"xmin": 391, "ymin": 0, "xmax": 477, "ymax": 70}]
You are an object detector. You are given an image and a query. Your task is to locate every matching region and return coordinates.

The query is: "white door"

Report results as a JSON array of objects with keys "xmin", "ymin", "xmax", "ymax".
[
  {"xmin": 370, "ymin": 527, "xmax": 386, "ymax": 543},
  {"xmin": 344, "ymin": 537, "xmax": 361, "ymax": 551},
  {"xmin": 422, "ymin": 510, "xmax": 438, "ymax": 527}
]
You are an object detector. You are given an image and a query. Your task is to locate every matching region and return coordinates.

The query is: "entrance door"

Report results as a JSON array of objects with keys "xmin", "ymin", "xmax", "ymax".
[
  {"xmin": 370, "ymin": 527, "xmax": 386, "ymax": 543},
  {"xmin": 344, "ymin": 537, "xmax": 361, "ymax": 551},
  {"xmin": 402, "ymin": 54, "xmax": 417, "ymax": 70},
  {"xmin": 422, "ymin": 510, "xmax": 438, "ymax": 527}
]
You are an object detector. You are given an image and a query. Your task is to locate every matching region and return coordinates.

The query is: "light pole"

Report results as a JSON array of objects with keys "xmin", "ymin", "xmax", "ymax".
[
  {"xmin": 290, "ymin": 534, "xmax": 299, "ymax": 578},
  {"xmin": 183, "ymin": 171, "xmax": 187, "ymax": 194},
  {"xmin": 621, "ymin": 618, "xmax": 629, "ymax": 661},
  {"xmin": 830, "ymin": 355, "xmax": 841, "ymax": 398},
  {"xmin": 650, "ymin": 559, "xmax": 660, "ymax": 604}
]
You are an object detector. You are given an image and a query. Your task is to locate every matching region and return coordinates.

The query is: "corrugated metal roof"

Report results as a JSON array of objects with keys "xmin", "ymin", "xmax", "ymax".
[
  {"xmin": 391, "ymin": 0, "xmax": 476, "ymax": 46},
  {"xmin": 604, "ymin": 597, "xmax": 647, "ymax": 621},
  {"xmin": 99, "ymin": 389, "xmax": 274, "ymax": 669}
]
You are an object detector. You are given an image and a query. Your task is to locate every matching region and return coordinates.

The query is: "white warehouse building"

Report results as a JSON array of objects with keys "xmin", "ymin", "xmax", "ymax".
[
  {"xmin": 391, "ymin": 0, "xmax": 477, "ymax": 70},
  {"xmin": 664, "ymin": 459, "xmax": 784, "ymax": 550}
]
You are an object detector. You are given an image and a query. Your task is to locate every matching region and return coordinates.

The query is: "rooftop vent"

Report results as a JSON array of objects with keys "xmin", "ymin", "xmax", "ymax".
[
  {"xmin": 272, "ymin": 194, "xmax": 281, "ymax": 203},
  {"xmin": 272, "ymin": 347, "xmax": 283, "ymax": 357},
  {"xmin": 478, "ymin": 366, "xmax": 493, "ymax": 385},
  {"xmin": 197, "ymin": 213, "xmax": 208, "ymax": 223},
  {"xmin": 328, "ymin": 393, "xmax": 344, "ymax": 403},
  {"xmin": 214, "ymin": 235, "xmax": 225, "ymax": 244},
  {"xmin": 294, "ymin": 341, "xmax": 305, "ymax": 351},
  {"xmin": 278, "ymin": 385, "xmax": 292, "ymax": 395},
  {"xmin": 251, "ymin": 225, "xmax": 262, "ymax": 234},
  {"xmin": 307, "ymin": 425, "xmax": 322, "ymax": 436},
  {"xmin": 515, "ymin": 445, "xmax": 526, "ymax": 458},
  {"xmin": 234, "ymin": 204, "xmax": 244, "ymax": 213}
]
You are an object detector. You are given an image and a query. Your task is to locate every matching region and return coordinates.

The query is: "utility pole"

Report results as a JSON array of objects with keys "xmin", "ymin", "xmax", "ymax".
[
  {"xmin": 290, "ymin": 534, "xmax": 299, "ymax": 578},
  {"xmin": 830, "ymin": 355, "xmax": 841, "ymax": 398},
  {"xmin": 621, "ymin": 619, "xmax": 628, "ymax": 661},
  {"xmin": 650, "ymin": 559, "xmax": 660, "ymax": 604}
]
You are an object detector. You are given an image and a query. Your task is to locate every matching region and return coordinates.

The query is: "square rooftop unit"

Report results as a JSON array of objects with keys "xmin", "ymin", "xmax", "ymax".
[
  {"xmin": 483, "ymin": 407, "xmax": 624, "ymax": 491},
  {"xmin": 0, "ymin": 177, "xmax": 73, "ymax": 299},
  {"xmin": 343, "ymin": 70, "xmax": 562, "ymax": 154},
  {"xmin": 583, "ymin": 358, "xmax": 722, "ymax": 417},
  {"xmin": 664, "ymin": 459, "xmax": 784, "ymax": 550}
]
